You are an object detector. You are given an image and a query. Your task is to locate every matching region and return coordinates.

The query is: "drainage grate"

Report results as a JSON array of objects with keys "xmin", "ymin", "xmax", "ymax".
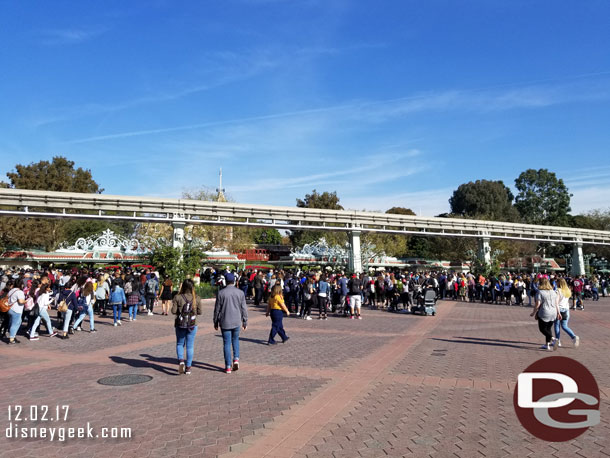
[{"xmin": 97, "ymin": 374, "xmax": 153, "ymax": 386}]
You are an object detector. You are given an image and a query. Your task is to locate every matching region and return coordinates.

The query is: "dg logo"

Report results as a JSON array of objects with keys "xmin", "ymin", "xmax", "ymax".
[{"xmin": 514, "ymin": 356, "xmax": 600, "ymax": 441}]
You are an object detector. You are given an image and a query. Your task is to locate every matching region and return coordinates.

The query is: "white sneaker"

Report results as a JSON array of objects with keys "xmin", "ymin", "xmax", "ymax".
[
  {"xmin": 574, "ymin": 336, "xmax": 580, "ymax": 348},
  {"xmin": 557, "ymin": 340, "xmax": 562, "ymax": 347},
  {"xmin": 129, "ymin": 317, "xmax": 133, "ymax": 322},
  {"xmin": 117, "ymin": 320, "xmax": 122, "ymax": 326},
  {"xmin": 76, "ymin": 326, "xmax": 82, "ymax": 331},
  {"xmin": 305, "ymin": 316, "xmax": 312, "ymax": 320},
  {"xmin": 148, "ymin": 311, "xmax": 153, "ymax": 316},
  {"xmin": 114, "ymin": 322, "xmax": 118, "ymax": 327}
]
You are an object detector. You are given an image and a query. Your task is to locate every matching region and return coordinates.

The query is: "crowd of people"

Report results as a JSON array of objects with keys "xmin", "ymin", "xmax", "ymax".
[
  {"xmin": 0, "ymin": 267, "xmax": 166, "ymax": 343},
  {"xmin": 208, "ymin": 267, "xmax": 608, "ymax": 314},
  {"xmin": 1, "ymin": 265, "xmax": 606, "ymax": 374}
]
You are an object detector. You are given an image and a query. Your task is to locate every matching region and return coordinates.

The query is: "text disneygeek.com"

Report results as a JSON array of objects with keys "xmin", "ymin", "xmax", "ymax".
[{"xmin": 5, "ymin": 405, "xmax": 132, "ymax": 442}]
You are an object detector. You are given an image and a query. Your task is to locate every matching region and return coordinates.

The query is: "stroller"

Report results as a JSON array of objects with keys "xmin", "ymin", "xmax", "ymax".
[{"xmin": 412, "ymin": 288, "xmax": 437, "ymax": 316}]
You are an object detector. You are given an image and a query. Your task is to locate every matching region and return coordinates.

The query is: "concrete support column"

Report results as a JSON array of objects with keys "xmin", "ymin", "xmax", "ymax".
[
  {"xmin": 172, "ymin": 221, "xmax": 186, "ymax": 250},
  {"xmin": 349, "ymin": 230, "xmax": 362, "ymax": 274},
  {"xmin": 572, "ymin": 241, "xmax": 585, "ymax": 276},
  {"xmin": 477, "ymin": 233, "xmax": 491, "ymax": 266}
]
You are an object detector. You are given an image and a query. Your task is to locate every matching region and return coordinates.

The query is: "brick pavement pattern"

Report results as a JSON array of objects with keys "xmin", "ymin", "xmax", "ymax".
[{"xmin": 1, "ymin": 296, "xmax": 609, "ymax": 457}]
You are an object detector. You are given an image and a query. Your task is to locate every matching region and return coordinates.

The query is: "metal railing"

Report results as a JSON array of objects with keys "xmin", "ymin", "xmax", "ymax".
[{"xmin": 1, "ymin": 188, "xmax": 609, "ymax": 245}]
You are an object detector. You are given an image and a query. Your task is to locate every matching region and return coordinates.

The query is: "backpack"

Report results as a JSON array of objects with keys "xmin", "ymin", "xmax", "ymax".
[
  {"xmin": 146, "ymin": 279, "xmax": 156, "ymax": 294},
  {"xmin": 24, "ymin": 296, "xmax": 35, "ymax": 311},
  {"xmin": 0, "ymin": 295, "xmax": 10, "ymax": 313},
  {"xmin": 76, "ymin": 294, "xmax": 87, "ymax": 312},
  {"xmin": 124, "ymin": 281, "xmax": 133, "ymax": 295},
  {"xmin": 176, "ymin": 295, "xmax": 196, "ymax": 329}
]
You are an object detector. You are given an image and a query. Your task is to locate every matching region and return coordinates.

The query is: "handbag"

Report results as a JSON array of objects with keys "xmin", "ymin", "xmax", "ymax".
[
  {"xmin": 57, "ymin": 291, "xmax": 73, "ymax": 313},
  {"xmin": 30, "ymin": 304, "xmax": 40, "ymax": 318},
  {"xmin": 24, "ymin": 296, "xmax": 35, "ymax": 312}
]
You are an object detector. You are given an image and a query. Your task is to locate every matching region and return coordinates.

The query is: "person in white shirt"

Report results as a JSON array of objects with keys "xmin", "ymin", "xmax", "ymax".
[
  {"xmin": 7, "ymin": 284, "xmax": 26, "ymax": 344},
  {"xmin": 71, "ymin": 282, "xmax": 96, "ymax": 333},
  {"xmin": 30, "ymin": 283, "xmax": 57, "ymax": 339}
]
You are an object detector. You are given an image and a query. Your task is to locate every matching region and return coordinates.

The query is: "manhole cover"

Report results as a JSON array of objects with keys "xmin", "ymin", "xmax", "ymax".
[{"xmin": 97, "ymin": 374, "xmax": 153, "ymax": 386}]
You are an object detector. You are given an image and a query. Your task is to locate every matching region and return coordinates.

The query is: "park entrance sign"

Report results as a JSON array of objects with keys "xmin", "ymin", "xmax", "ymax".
[{"xmin": 1, "ymin": 188, "xmax": 610, "ymax": 274}]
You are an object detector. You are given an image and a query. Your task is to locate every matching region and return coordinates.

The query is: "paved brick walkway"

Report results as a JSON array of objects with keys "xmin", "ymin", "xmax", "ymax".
[{"xmin": 1, "ymin": 297, "xmax": 609, "ymax": 457}]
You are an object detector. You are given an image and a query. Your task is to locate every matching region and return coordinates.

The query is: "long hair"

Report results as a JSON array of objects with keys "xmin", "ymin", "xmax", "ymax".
[
  {"xmin": 271, "ymin": 284, "xmax": 283, "ymax": 298},
  {"xmin": 558, "ymin": 278, "xmax": 572, "ymax": 299},
  {"xmin": 38, "ymin": 283, "xmax": 49, "ymax": 296},
  {"xmin": 538, "ymin": 278, "xmax": 553, "ymax": 291},
  {"xmin": 82, "ymin": 282, "xmax": 94, "ymax": 297},
  {"xmin": 28, "ymin": 280, "xmax": 40, "ymax": 298},
  {"xmin": 179, "ymin": 278, "xmax": 197, "ymax": 304}
]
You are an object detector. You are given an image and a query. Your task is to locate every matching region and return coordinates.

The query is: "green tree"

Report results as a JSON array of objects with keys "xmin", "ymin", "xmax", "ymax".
[
  {"xmin": 251, "ymin": 228, "xmax": 282, "ymax": 245},
  {"xmin": 514, "ymin": 169, "xmax": 572, "ymax": 226},
  {"xmin": 290, "ymin": 190, "xmax": 347, "ymax": 247},
  {"xmin": 386, "ymin": 207, "xmax": 416, "ymax": 216},
  {"xmin": 148, "ymin": 242, "xmax": 205, "ymax": 284},
  {"xmin": 296, "ymin": 189, "xmax": 343, "ymax": 210},
  {"xmin": 449, "ymin": 179, "xmax": 520, "ymax": 222},
  {"xmin": 0, "ymin": 156, "xmax": 133, "ymax": 251}
]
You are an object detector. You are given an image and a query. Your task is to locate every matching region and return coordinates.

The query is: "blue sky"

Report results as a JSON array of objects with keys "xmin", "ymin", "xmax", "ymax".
[{"xmin": 1, "ymin": 0, "xmax": 609, "ymax": 216}]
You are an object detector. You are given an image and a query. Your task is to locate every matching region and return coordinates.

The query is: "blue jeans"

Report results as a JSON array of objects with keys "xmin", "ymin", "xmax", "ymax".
[
  {"xmin": 554, "ymin": 310, "xmax": 576, "ymax": 340},
  {"xmin": 111, "ymin": 303, "xmax": 122, "ymax": 323},
  {"xmin": 221, "ymin": 327, "xmax": 240, "ymax": 369},
  {"xmin": 129, "ymin": 305, "xmax": 137, "ymax": 319},
  {"xmin": 8, "ymin": 309, "xmax": 22, "ymax": 339},
  {"xmin": 176, "ymin": 325, "xmax": 198, "ymax": 367},
  {"xmin": 268, "ymin": 309, "xmax": 288, "ymax": 343},
  {"xmin": 73, "ymin": 305, "xmax": 95, "ymax": 331},
  {"xmin": 32, "ymin": 308, "xmax": 54, "ymax": 336},
  {"xmin": 62, "ymin": 309, "xmax": 73, "ymax": 333}
]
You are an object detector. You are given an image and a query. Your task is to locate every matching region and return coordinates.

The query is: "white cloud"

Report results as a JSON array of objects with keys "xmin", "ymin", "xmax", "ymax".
[
  {"xmin": 342, "ymin": 187, "xmax": 453, "ymax": 216},
  {"xmin": 64, "ymin": 76, "xmax": 610, "ymax": 144},
  {"xmin": 40, "ymin": 27, "xmax": 107, "ymax": 45},
  {"xmin": 570, "ymin": 186, "xmax": 610, "ymax": 214}
]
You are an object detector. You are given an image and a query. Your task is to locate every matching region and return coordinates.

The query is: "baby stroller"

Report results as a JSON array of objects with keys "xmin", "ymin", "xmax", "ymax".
[{"xmin": 412, "ymin": 288, "xmax": 437, "ymax": 316}]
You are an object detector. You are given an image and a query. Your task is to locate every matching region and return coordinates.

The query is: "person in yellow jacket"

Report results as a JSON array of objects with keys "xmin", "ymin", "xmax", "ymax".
[{"xmin": 266, "ymin": 284, "xmax": 290, "ymax": 345}]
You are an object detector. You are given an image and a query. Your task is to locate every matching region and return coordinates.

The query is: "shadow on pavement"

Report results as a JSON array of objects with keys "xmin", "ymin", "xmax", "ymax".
[
  {"xmin": 140, "ymin": 353, "xmax": 225, "ymax": 373},
  {"xmin": 430, "ymin": 336, "xmax": 539, "ymax": 350},
  {"xmin": 109, "ymin": 354, "xmax": 225, "ymax": 375},
  {"xmin": 212, "ymin": 334, "xmax": 268, "ymax": 345}
]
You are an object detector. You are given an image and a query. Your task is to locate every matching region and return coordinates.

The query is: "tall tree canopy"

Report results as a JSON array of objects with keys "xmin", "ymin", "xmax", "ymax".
[
  {"xmin": 6, "ymin": 156, "xmax": 102, "ymax": 193},
  {"xmin": 290, "ymin": 190, "xmax": 346, "ymax": 247},
  {"xmin": 386, "ymin": 207, "xmax": 416, "ymax": 216},
  {"xmin": 251, "ymin": 228, "xmax": 282, "ymax": 245},
  {"xmin": 514, "ymin": 169, "xmax": 572, "ymax": 226},
  {"xmin": 296, "ymin": 190, "xmax": 343, "ymax": 210},
  {"xmin": 0, "ymin": 156, "xmax": 132, "ymax": 251},
  {"xmin": 449, "ymin": 179, "xmax": 520, "ymax": 222}
]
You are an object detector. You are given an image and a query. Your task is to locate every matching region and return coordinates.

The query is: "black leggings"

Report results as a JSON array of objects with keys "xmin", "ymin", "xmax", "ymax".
[
  {"xmin": 538, "ymin": 319, "xmax": 554, "ymax": 344},
  {"xmin": 96, "ymin": 299, "xmax": 108, "ymax": 314},
  {"xmin": 318, "ymin": 296, "xmax": 328, "ymax": 316},
  {"xmin": 300, "ymin": 298, "xmax": 312, "ymax": 317},
  {"xmin": 146, "ymin": 294, "xmax": 156, "ymax": 312}
]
